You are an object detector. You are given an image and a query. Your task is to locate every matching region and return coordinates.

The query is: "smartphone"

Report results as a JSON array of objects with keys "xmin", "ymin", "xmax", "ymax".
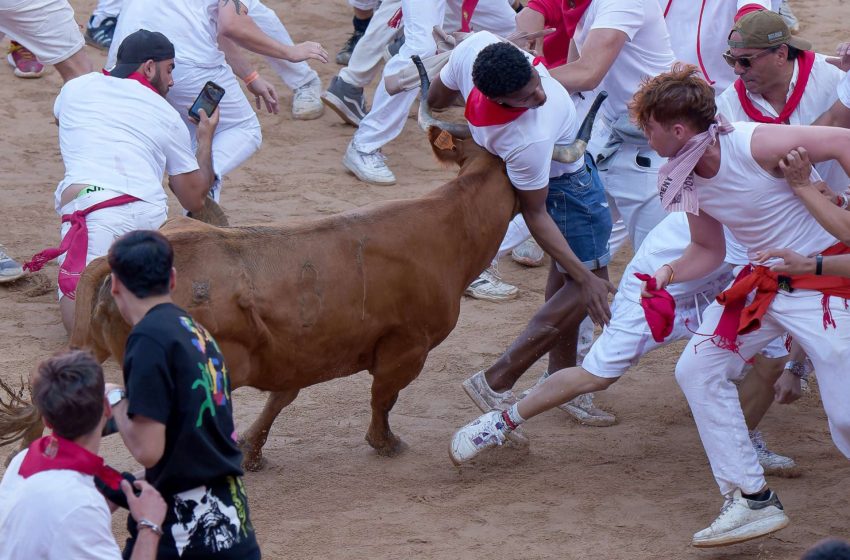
[{"xmin": 188, "ymin": 81, "xmax": 225, "ymax": 121}]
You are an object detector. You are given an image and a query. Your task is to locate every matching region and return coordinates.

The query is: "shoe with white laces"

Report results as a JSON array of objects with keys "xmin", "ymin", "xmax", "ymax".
[
  {"xmin": 85, "ymin": 15, "xmax": 117, "ymax": 51},
  {"xmin": 778, "ymin": 0, "xmax": 800, "ymax": 34},
  {"xmin": 750, "ymin": 430, "xmax": 800, "ymax": 477},
  {"xmin": 449, "ymin": 410, "xmax": 509, "ymax": 465},
  {"xmin": 511, "ymin": 238, "xmax": 545, "ymax": 267},
  {"xmin": 292, "ymin": 76, "xmax": 324, "ymax": 120},
  {"xmin": 461, "ymin": 370, "xmax": 528, "ymax": 447},
  {"xmin": 520, "ymin": 372, "xmax": 616, "ymax": 427},
  {"xmin": 343, "ymin": 143, "xmax": 397, "ymax": 185},
  {"xmin": 465, "ymin": 265, "xmax": 518, "ymax": 302},
  {"xmin": 0, "ymin": 246, "xmax": 24, "ymax": 283},
  {"xmin": 692, "ymin": 489, "xmax": 789, "ymax": 548},
  {"xmin": 322, "ymin": 76, "xmax": 368, "ymax": 126}
]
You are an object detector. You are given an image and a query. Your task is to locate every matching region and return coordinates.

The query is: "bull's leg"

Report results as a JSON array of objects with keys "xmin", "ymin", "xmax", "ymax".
[
  {"xmin": 366, "ymin": 338, "xmax": 428, "ymax": 457},
  {"xmin": 239, "ymin": 389, "xmax": 299, "ymax": 471}
]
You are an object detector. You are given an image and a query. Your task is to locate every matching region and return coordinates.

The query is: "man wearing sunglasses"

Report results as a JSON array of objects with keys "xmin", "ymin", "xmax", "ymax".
[{"xmin": 716, "ymin": 9, "xmax": 847, "ymax": 191}]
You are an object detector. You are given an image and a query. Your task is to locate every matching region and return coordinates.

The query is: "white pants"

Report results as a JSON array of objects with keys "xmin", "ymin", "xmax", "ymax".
[
  {"xmin": 92, "ymin": 0, "xmax": 122, "ymax": 18},
  {"xmin": 168, "ymin": 64, "xmax": 262, "ymax": 202},
  {"xmin": 339, "ymin": 0, "xmax": 401, "ymax": 88},
  {"xmin": 676, "ymin": 289, "xmax": 850, "ymax": 496},
  {"xmin": 352, "ymin": 0, "xmax": 516, "ymax": 153},
  {"xmin": 248, "ymin": 0, "xmax": 318, "ymax": 91},
  {"xmin": 56, "ymin": 190, "xmax": 166, "ymax": 300},
  {"xmin": 348, "ymin": 0, "xmax": 379, "ymax": 10},
  {"xmin": 0, "ymin": 0, "xmax": 83, "ymax": 65}
]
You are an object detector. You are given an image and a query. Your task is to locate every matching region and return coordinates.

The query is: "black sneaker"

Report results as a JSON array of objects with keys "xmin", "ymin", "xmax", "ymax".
[
  {"xmin": 335, "ymin": 29, "xmax": 364, "ymax": 65},
  {"xmin": 85, "ymin": 15, "xmax": 118, "ymax": 51},
  {"xmin": 321, "ymin": 76, "xmax": 368, "ymax": 126}
]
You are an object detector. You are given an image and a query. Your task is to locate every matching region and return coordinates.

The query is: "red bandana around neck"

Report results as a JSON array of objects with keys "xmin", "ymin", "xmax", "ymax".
[
  {"xmin": 18, "ymin": 435, "xmax": 124, "ymax": 490},
  {"xmin": 464, "ymin": 58, "xmax": 545, "ymax": 127},
  {"xmin": 733, "ymin": 50, "xmax": 815, "ymax": 124},
  {"xmin": 460, "ymin": 0, "xmax": 480, "ymax": 32},
  {"xmin": 101, "ymin": 68, "xmax": 160, "ymax": 95},
  {"xmin": 562, "ymin": 0, "xmax": 593, "ymax": 38}
]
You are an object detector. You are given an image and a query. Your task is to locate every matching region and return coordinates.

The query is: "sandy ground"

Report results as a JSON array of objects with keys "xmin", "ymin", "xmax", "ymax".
[{"xmin": 1, "ymin": 0, "xmax": 849, "ymax": 558}]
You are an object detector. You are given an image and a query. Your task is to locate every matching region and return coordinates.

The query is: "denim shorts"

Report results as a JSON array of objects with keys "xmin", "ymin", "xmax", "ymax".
[{"xmin": 546, "ymin": 153, "xmax": 612, "ymax": 271}]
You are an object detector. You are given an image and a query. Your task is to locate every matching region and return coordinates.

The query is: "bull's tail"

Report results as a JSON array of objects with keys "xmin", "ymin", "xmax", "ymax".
[
  {"xmin": 0, "ymin": 375, "xmax": 41, "ymax": 454},
  {"xmin": 69, "ymin": 256, "xmax": 113, "ymax": 361}
]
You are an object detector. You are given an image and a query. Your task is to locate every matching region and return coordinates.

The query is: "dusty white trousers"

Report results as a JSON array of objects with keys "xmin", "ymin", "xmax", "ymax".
[
  {"xmin": 676, "ymin": 289, "xmax": 850, "ymax": 496},
  {"xmin": 248, "ymin": 0, "xmax": 318, "ymax": 91},
  {"xmin": 349, "ymin": 0, "xmax": 379, "ymax": 10},
  {"xmin": 353, "ymin": 0, "xmax": 516, "ymax": 153},
  {"xmin": 92, "ymin": 0, "xmax": 121, "ymax": 17},
  {"xmin": 339, "ymin": 0, "xmax": 401, "ymax": 88}
]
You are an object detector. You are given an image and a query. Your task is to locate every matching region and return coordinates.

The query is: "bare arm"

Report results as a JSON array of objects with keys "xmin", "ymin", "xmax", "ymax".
[
  {"xmin": 812, "ymin": 98, "xmax": 850, "ymax": 128},
  {"xmin": 110, "ymin": 398, "xmax": 166, "ymax": 469},
  {"xmin": 169, "ymin": 109, "xmax": 219, "ymax": 213},
  {"xmin": 126, "ymin": 480, "xmax": 166, "ymax": 560},
  {"xmin": 427, "ymin": 74, "xmax": 462, "ymax": 111},
  {"xmin": 549, "ymin": 28, "xmax": 627, "ymax": 93},
  {"xmin": 218, "ymin": 35, "xmax": 279, "ymax": 114},
  {"xmin": 756, "ymin": 248, "xmax": 850, "ymax": 277},
  {"xmin": 515, "ymin": 7, "xmax": 546, "ymax": 55},
  {"xmin": 751, "ymin": 123, "xmax": 850, "ymax": 178},
  {"xmin": 647, "ymin": 210, "xmax": 726, "ymax": 292}
]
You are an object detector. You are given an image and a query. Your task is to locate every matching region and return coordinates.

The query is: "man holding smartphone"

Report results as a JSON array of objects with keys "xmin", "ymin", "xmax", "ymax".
[{"xmin": 23, "ymin": 30, "xmax": 219, "ymax": 334}]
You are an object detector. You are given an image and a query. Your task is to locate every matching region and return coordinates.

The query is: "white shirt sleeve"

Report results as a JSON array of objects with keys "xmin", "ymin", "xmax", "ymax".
[
  {"xmin": 439, "ymin": 51, "xmax": 462, "ymax": 92},
  {"xmin": 590, "ymin": 0, "xmax": 644, "ymax": 41},
  {"xmin": 839, "ymin": 71, "xmax": 850, "ymax": 109},
  {"xmin": 164, "ymin": 114, "xmax": 201, "ymax": 176},
  {"xmin": 505, "ymin": 140, "xmax": 552, "ymax": 190},
  {"xmin": 49, "ymin": 503, "xmax": 122, "ymax": 560}
]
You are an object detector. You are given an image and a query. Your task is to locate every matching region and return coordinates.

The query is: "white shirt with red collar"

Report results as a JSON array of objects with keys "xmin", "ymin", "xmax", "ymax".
[{"xmin": 440, "ymin": 31, "xmax": 583, "ymax": 191}]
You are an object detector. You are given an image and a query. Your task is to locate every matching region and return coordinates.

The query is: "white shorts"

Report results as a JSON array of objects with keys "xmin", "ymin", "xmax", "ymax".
[
  {"xmin": 0, "ymin": 0, "xmax": 83, "ymax": 65},
  {"xmin": 56, "ymin": 189, "xmax": 167, "ymax": 300},
  {"xmin": 348, "ymin": 0, "xmax": 380, "ymax": 10}
]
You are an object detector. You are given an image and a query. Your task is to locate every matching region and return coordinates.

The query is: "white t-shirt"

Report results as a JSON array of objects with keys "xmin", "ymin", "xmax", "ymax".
[
  {"xmin": 0, "ymin": 450, "xmax": 122, "ymax": 560},
  {"xmin": 440, "ymin": 31, "xmax": 583, "ymax": 190},
  {"xmin": 573, "ymin": 0, "xmax": 676, "ymax": 122},
  {"xmin": 716, "ymin": 53, "xmax": 848, "ymax": 192},
  {"xmin": 107, "ymin": 0, "xmax": 224, "ymax": 69},
  {"xmin": 839, "ymin": 71, "xmax": 850, "ymax": 109},
  {"xmin": 661, "ymin": 0, "xmax": 771, "ymax": 94},
  {"xmin": 53, "ymin": 72, "xmax": 199, "ymax": 212}
]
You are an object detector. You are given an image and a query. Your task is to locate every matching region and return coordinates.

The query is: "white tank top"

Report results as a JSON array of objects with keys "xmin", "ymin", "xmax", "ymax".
[{"xmin": 693, "ymin": 121, "xmax": 837, "ymax": 263}]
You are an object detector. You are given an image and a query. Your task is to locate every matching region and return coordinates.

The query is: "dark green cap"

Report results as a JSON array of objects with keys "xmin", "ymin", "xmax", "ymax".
[{"xmin": 728, "ymin": 10, "xmax": 811, "ymax": 51}]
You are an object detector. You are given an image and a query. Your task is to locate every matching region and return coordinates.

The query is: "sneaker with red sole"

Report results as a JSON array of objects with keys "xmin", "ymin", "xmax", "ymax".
[{"xmin": 7, "ymin": 41, "xmax": 43, "ymax": 79}]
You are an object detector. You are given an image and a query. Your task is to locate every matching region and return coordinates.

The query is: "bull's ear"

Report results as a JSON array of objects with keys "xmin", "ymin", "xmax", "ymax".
[{"xmin": 428, "ymin": 127, "xmax": 462, "ymax": 164}]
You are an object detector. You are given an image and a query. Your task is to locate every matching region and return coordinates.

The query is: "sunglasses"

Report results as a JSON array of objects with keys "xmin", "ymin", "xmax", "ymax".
[{"xmin": 722, "ymin": 48, "xmax": 776, "ymax": 68}]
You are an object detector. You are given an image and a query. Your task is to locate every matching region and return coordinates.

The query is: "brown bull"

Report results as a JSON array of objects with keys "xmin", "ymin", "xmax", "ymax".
[{"xmin": 49, "ymin": 128, "xmax": 515, "ymax": 470}]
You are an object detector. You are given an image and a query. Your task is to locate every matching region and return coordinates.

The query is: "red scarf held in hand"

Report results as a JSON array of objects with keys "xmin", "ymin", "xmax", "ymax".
[
  {"xmin": 634, "ymin": 272, "xmax": 676, "ymax": 343},
  {"xmin": 464, "ymin": 58, "xmax": 546, "ymax": 127},
  {"xmin": 19, "ymin": 435, "xmax": 124, "ymax": 490},
  {"xmin": 562, "ymin": 0, "xmax": 592, "ymax": 38},
  {"xmin": 733, "ymin": 50, "xmax": 815, "ymax": 124}
]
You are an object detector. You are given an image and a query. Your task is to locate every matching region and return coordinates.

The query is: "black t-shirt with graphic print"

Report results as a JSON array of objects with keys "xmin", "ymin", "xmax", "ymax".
[{"xmin": 122, "ymin": 303, "xmax": 259, "ymax": 559}]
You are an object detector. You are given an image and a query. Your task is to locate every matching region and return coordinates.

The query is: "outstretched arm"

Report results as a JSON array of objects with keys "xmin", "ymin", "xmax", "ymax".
[
  {"xmin": 548, "ymin": 28, "xmax": 627, "ymax": 93},
  {"xmin": 427, "ymin": 74, "xmax": 461, "ymax": 111},
  {"xmin": 752, "ymin": 123, "xmax": 850, "ymax": 178}
]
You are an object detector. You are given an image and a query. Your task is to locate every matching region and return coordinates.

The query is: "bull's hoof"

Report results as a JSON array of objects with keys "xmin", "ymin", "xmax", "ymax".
[{"xmin": 366, "ymin": 433, "xmax": 408, "ymax": 457}]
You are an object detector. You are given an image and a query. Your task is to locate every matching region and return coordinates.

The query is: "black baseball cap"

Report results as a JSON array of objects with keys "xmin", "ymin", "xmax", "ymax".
[{"xmin": 109, "ymin": 29, "xmax": 175, "ymax": 79}]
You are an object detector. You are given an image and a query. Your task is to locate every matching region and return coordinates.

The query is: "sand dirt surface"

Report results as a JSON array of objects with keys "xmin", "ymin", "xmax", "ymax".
[{"xmin": 1, "ymin": 1, "xmax": 848, "ymax": 558}]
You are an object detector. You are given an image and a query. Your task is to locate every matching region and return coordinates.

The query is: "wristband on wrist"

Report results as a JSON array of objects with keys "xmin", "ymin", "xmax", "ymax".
[
  {"xmin": 242, "ymin": 71, "xmax": 260, "ymax": 86},
  {"xmin": 661, "ymin": 263, "xmax": 675, "ymax": 284},
  {"xmin": 783, "ymin": 360, "xmax": 809, "ymax": 380},
  {"xmin": 816, "ymin": 254, "xmax": 823, "ymax": 275},
  {"xmin": 137, "ymin": 519, "xmax": 163, "ymax": 537},
  {"xmin": 841, "ymin": 193, "xmax": 850, "ymax": 209}
]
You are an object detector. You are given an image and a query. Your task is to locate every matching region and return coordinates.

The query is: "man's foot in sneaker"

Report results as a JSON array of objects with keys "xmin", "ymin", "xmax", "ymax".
[
  {"xmin": 779, "ymin": 0, "xmax": 800, "ymax": 34},
  {"xmin": 336, "ymin": 29, "xmax": 365, "ymax": 65},
  {"xmin": 383, "ymin": 33, "xmax": 405, "ymax": 62},
  {"xmin": 292, "ymin": 76, "xmax": 324, "ymax": 120},
  {"xmin": 322, "ymin": 76, "xmax": 368, "ymax": 126},
  {"xmin": 449, "ymin": 410, "xmax": 510, "ymax": 465},
  {"xmin": 521, "ymin": 372, "xmax": 616, "ymax": 426},
  {"xmin": 692, "ymin": 488, "xmax": 790, "ymax": 548},
  {"xmin": 85, "ymin": 15, "xmax": 118, "ymax": 51},
  {"xmin": 511, "ymin": 238, "xmax": 545, "ymax": 267},
  {"xmin": 343, "ymin": 142, "xmax": 396, "ymax": 185},
  {"xmin": 750, "ymin": 430, "xmax": 800, "ymax": 478},
  {"xmin": 7, "ymin": 42, "xmax": 43, "ymax": 79},
  {"xmin": 0, "ymin": 246, "xmax": 25, "ymax": 283},
  {"xmin": 465, "ymin": 265, "xmax": 519, "ymax": 302},
  {"xmin": 461, "ymin": 370, "xmax": 528, "ymax": 447}
]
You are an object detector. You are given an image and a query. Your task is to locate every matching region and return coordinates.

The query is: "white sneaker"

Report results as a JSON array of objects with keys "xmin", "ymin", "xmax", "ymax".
[
  {"xmin": 750, "ymin": 430, "xmax": 799, "ymax": 477},
  {"xmin": 449, "ymin": 410, "xmax": 508, "ymax": 465},
  {"xmin": 511, "ymin": 238, "xmax": 545, "ymax": 267},
  {"xmin": 692, "ymin": 489, "xmax": 790, "ymax": 548},
  {"xmin": 0, "ymin": 245, "xmax": 24, "ymax": 283},
  {"xmin": 292, "ymin": 76, "xmax": 324, "ymax": 120},
  {"xmin": 343, "ymin": 142, "xmax": 397, "ymax": 185},
  {"xmin": 465, "ymin": 265, "xmax": 518, "ymax": 302},
  {"xmin": 461, "ymin": 370, "xmax": 528, "ymax": 447},
  {"xmin": 521, "ymin": 372, "xmax": 616, "ymax": 427}
]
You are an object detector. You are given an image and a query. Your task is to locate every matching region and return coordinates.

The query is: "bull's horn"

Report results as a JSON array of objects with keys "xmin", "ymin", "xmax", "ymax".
[
  {"xmin": 412, "ymin": 55, "xmax": 472, "ymax": 139},
  {"xmin": 552, "ymin": 91, "xmax": 608, "ymax": 163}
]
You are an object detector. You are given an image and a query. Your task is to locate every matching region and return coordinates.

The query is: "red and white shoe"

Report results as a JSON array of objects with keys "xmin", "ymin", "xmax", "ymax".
[{"xmin": 7, "ymin": 41, "xmax": 43, "ymax": 79}]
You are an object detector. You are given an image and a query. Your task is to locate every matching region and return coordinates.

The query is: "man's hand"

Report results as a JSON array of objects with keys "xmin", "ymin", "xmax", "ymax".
[
  {"xmin": 247, "ymin": 76, "xmax": 279, "ymax": 114},
  {"xmin": 778, "ymin": 147, "xmax": 814, "ymax": 191},
  {"xmin": 774, "ymin": 369, "xmax": 802, "ymax": 404},
  {"xmin": 826, "ymin": 41, "xmax": 850, "ymax": 72},
  {"xmin": 192, "ymin": 108, "xmax": 220, "ymax": 140},
  {"xmin": 286, "ymin": 41, "xmax": 329, "ymax": 63},
  {"xmin": 579, "ymin": 273, "xmax": 616, "ymax": 326},
  {"xmin": 641, "ymin": 264, "xmax": 674, "ymax": 297},
  {"xmin": 123, "ymin": 479, "xmax": 166, "ymax": 525},
  {"xmin": 754, "ymin": 248, "xmax": 815, "ymax": 275}
]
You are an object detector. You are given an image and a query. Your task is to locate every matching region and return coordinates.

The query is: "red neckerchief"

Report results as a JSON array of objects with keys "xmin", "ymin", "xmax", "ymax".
[
  {"xmin": 734, "ymin": 3, "xmax": 767, "ymax": 21},
  {"xmin": 464, "ymin": 58, "xmax": 545, "ymax": 127},
  {"xmin": 733, "ymin": 50, "xmax": 815, "ymax": 124},
  {"xmin": 18, "ymin": 435, "xmax": 124, "ymax": 490},
  {"xmin": 460, "ymin": 0, "xmax": 480, "ymax": 32},
  {"xmin": 101, "ymin": 68, "xmax": 160, "ymax": 95},
  {"xmin": 562, "ymin": 0, "xmax": 592, "ymax": 38}
]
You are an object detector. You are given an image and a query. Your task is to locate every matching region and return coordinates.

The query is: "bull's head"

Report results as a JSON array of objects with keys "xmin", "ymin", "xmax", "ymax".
[{"xmin": 413, "ymin": 55, "xmax": 607, "ymax": 164}]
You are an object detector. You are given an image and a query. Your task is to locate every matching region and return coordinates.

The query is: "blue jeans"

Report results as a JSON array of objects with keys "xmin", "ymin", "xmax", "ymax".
[{"xmin": 546, "ymin": 153, "xmax": 612, "ymax": 271}]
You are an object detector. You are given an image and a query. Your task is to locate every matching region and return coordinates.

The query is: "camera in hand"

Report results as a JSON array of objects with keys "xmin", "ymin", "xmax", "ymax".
[{"xmin": 188, "ymin": 81, "xmax": 225, "ymax": 121}]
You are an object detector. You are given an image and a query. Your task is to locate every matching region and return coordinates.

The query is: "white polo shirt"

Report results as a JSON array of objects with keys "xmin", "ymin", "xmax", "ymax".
[
  {"xmin": 440, "ymin": 31, "xmax": 583, "ymax": 191},
  {"xmin": 53, "ymin": 72, "xmax": 199, "ymax": 213},
  {"xmin": 839, "ymin": 71, "xmax": 850, "ymax": 109},
  {"xmin": 0, "ymin": 450, "xmax": 122, "ymax": 560},
  {"xmin": 573, "ymin": 0, "xmax": 676, "ymax": 122},
  {"xmin": 716, "ymin": 53, "xmax": 848, "ymax": 192}
]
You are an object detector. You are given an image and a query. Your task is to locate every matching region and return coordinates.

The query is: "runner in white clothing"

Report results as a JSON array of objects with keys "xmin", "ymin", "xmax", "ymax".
[{"xmin": 813, "ymin": 41, "xmax": 850, "ymax": 129}]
